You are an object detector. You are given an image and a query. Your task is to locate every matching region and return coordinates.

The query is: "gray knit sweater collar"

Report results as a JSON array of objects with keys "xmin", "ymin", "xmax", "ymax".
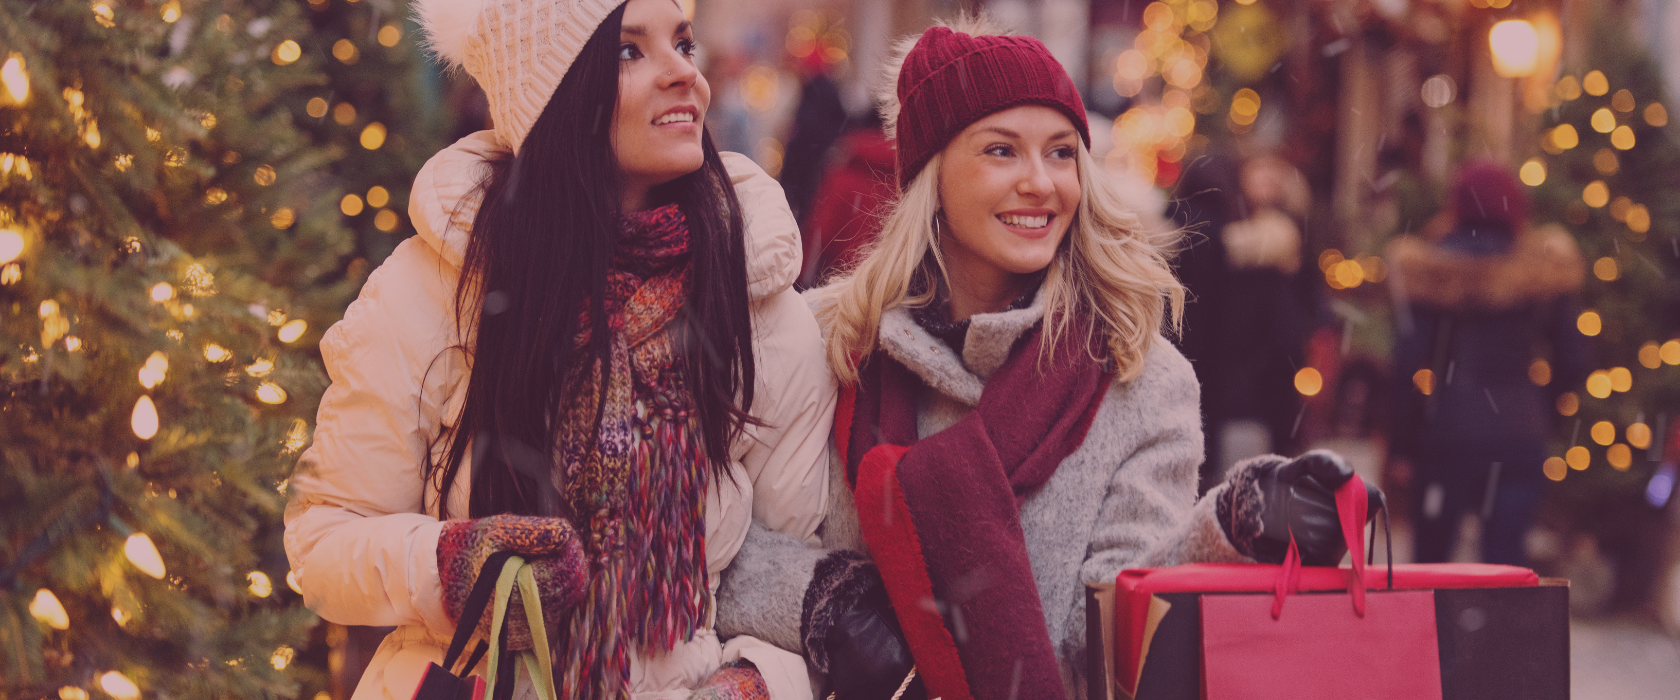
[{"xmin": 878, "ymin": 285, "xmax": 1048, "ymax": 407}]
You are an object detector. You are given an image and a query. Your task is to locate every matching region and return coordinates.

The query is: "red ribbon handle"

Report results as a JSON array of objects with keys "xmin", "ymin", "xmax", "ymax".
[{"xmin": 1272, "ymin": 473, "xmax": 1370, "ymax": 619}]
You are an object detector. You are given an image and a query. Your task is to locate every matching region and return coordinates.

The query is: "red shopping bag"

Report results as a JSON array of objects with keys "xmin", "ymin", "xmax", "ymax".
[
  {"xmin": 1198, "ymin": 476, "xmax": 1440, "ymax": 700},
  {"xmin": 1102, "ymin": 474, "xmax": 1558, "ymax": 700}
]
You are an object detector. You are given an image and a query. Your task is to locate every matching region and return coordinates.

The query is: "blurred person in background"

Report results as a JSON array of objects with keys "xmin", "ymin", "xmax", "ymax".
[
  {"xmin": 1388, "ymin": 160, "xmax": 1589, "ymax": 566},
  {"xmin": 1211, "ymin": 154, "xmax": 1316, "ymax": 474},
  {"xmin": 1167, "ymin": 153, "xmax": 1239, "ymax": 488},
  {"xmin": 779, "ymin": 47, "xmax": 848, "ymax": 223},
  {"xmin": 798, "ymin": 110, "xmax": 896, "ymax": 288}
]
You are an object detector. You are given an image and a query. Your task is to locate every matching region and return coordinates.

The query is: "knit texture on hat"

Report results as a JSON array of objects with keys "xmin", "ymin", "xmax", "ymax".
[
  {"xmin": 417, "ymin": 0, "xmax": 625, "ymax": 154},
  {"xmin": 885, "ymin": 20, "xmax": 1089, "ymax": 188}
]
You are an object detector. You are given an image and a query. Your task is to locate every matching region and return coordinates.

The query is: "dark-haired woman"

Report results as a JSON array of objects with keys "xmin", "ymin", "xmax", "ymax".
[{"xmin": 282, "ymin": 1, "xmax": 833, "ymax": 698}]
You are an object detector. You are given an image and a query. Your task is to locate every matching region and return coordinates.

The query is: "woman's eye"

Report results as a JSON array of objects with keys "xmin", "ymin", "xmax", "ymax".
[
  {"xmin": 1049, "ymin": 146, "xmax": 1076, "ymax": 160},
  {"xmin": 985, "ymin": 145, "xmax": 1014, "ymax": 158},
  {"xmin": 677, "ymin": 39, "xmax": 697, "ymax": 58},
  {"xmin": 618, "ymin": 43, "xmax": 641, "ymax": 61}
]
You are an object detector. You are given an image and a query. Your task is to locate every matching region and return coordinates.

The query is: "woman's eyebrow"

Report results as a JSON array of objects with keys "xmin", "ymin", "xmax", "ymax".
[{"xmin": 620, "ymin": 21, "xmax": 692, "ymax": 38}]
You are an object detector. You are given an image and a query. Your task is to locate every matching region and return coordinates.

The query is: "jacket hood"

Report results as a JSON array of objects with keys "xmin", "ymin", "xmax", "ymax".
[
  {"xmin": 1386, "ymin": 223, "xmax": 1584, "ymax": 310},
  {"xmin": 407, "ymin": 131, "xmax": 801, "ymax": 301}
]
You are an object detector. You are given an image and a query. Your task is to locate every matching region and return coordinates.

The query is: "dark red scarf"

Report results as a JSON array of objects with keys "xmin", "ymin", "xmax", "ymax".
[{"xmin": 836, "ymin": 320, "xmax": 1113, "ymax": 700}]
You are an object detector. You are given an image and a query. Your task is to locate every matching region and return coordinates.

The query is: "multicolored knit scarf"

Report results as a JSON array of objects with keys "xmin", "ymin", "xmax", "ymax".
[
  {"xmin": 552, "ymin": 203, "xmax": 709, "ymax": 699},
  {"xmin": 835, "ymin": 320, "xmax": 1112, "ymax": 700}
]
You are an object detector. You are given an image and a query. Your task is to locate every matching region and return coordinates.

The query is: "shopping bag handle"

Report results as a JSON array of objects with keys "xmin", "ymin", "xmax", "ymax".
[
  {"xmin": 1273, "ymin": 474, "xmax": 1389, "ymax": 619},
  {"xmin": 483, "ymin": 556, "xmax": 558, "ymax": 700},
  {"xmin": 441, "ymin": 549, "xmax": 517, "ymax": 674}
]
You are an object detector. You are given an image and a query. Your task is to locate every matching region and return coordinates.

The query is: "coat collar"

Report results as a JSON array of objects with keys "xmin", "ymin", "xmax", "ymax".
[{"xmin": 879, "ymin": 285, "xmax": 1048, "ymax": 407}]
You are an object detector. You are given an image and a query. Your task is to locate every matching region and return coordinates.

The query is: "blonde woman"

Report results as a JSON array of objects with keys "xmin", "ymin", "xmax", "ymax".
[{"xmin": 717, "ymin": 17, "xmax": 1365, "ymax": 700}]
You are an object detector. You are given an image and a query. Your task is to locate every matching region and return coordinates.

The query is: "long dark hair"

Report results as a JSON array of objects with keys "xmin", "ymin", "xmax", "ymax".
[{"xmin": 428, "ymin": 4, "xmax": 756, "ymax": 519}]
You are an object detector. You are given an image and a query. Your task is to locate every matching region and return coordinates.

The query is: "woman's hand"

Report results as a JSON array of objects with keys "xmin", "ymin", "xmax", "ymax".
[
  {"xmin": 802, "ymin": 552, "xmax": 926, "ymax": 700},
  {"xmin": 436, "ymin": 514, "xmax": 587, "ymax": 650},
  {"xmin": 1218, "ymin": 450, "xmax": 1381, "ymax": 566}
]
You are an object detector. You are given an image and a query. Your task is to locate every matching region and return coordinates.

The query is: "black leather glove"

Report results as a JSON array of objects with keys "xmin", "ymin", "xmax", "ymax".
[
  {"xmin": 1218, "ymin": 450, "xmax": 1382, "ymax": 566},
  {"xmin": 826, "ymin": 580, "xmax": 927, "ymax": 700},
  {"xmin": 801, "ymin": 552, "xmax": 926, "ymax": 700}
]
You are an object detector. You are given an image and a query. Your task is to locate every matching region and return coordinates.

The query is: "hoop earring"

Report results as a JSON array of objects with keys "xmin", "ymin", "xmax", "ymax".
[{"xmin": 932, "ymin": 211, "xmax": 943, "ymax": 240}]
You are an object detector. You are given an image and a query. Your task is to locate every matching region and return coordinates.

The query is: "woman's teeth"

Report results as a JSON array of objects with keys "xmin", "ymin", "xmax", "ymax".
[
  {"xmin": 654, "ymin": 112, "xmax": 695, "ymax": 125},
  {"xmin": 998, "ymin": 214, "xmax": 1049, "ymax": 228}
]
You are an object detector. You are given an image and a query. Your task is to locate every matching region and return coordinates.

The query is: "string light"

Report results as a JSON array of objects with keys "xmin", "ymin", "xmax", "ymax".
[
  {"xmin": 131, "ymin": 396, "xmax": 159, "ymax": 440},
  {"xmin": 1544, "ymin": 457, "xmax": 1568, "ymax": 481},
  {"xmin": 246, "ymin": 358, "xmax": 274, "ymax": 377},
  {"xmin": 1577, "ymin": 311, "xmax": 1602, "ymax": 336},
  {"xmin": 59, "ymin": 687, "xmax": 89, "ymax": 700},
  {"xmin": 30, "ymin": 589, "xmax": 69, "ymax": 630},
  {"xmin": 1519, "ymin": 159, "xmax": 1546, "ymax": 186},
  {"xmin": 1607, "ymin": 444, "xmax": 1633, "ymax": 471},
  {"xmin": 1585, "ymin": 370, "xmax": 1613, "ymax": 399},
  {"xmin": 248, "ymin": 571, "xmax": 273, "ymax": 597},
  {"xmin": 277, "ymin": 320, "xmax": 307, "ymax": 343},
  {"xmin": 1609, "ymin": 366, "xmax": 1632, "ymax": 392},
  {"xmin": 1659, "ymin": 340, "xmax": 1680, "ymax": 365},
  {"xmin": 1590, "ymin": 108, "xmax": 1616, "ymax": 133},
  {"xmin": 272, "ymin": 40, "xmax": 302, "ymax": 65},
  {"xmin": 1582, "ymin": 70, "xmax": 1609, "ymax": 96},
  {"xmin": 271, "ymin": 208, "xmax": 296, "ymax": 229},
  {"xmin": 366, "ymin": 186, "xmax": 390, "ymax": 208},
  {"xmin": 1582, "ymin": 181, "xmax": 1609, "ymax": 208},
  {"xmin": 374, "ymin": 209, "xmax": 400, "ymax": 232},
  {"xmin": 2, "ymin": 54, "xmax": 27, "ymax": 104},
  {"xmin": 360, "ymin": 122, "xmax": 387, "ymax": 150},
  {"xmin": 138, "ymin": 351, "xmax": 168, "ymax": 389},
  {"xmin": 160, "ymin": 0, "xmax": 181, "ymax": 22},
  {"xmin": 332, "ymin": 39, "xmax": 358, "ymax": 65},
  {"xmin": 111, "ymin": 606, "xmax": 131, "ymax": 627},
  {"xmin": 1593, "ymin": 257, "xmax": 1619, "ymax": 282},
  {"xmin": 150, "ymin": 283, "xmax": 174, "ymax": 302},
  {"xmin": 0, "ymin": 227, "xmax": 24, "ymax": 264},
  {"xmin": 256, "ymin": 382, "xmax": 288, "ymax": 404},
  {"xmin": 1488, "ymin": 20, "xmax": 1540, "ymax": 78},
  {"xmin": 98, "ymin": 672, "xmax": 139, "ymax": 700},
  {"xmin": 1591, "ymin": 421, "xmax": 1615, "ymax": 446},
  {"xmin": 378, "ymin": 25, "xmax": 402, "ymax": 47},
  {"xmin": 340, "ymin": 193, "xmax": 364, "ymax": 216},
  {"xmin": 124, "ymin": 533, "xmax": 166, "ymax": 578},
  {"xmin": 271, "ymin": 645, "xmax": 295, "ymax": 671},
  {"xmin": 1610, "ymin": 125, "xmax": 1635, "ymax": 150}
]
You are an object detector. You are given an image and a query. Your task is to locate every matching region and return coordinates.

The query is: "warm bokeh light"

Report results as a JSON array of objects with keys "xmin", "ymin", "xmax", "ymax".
[
  {"xmin": 1609, "ymin": 366, "xmax": 1632, "ymax": 392},
  {"xmin": 1591, "ymin": 421, "xmax": 1616, "ymax": 446},
  {"xmin": 1639, "ymin": 341, "xmax": 1662, "ymax": 369},
  {"xmin": 1629, "ymin": 423, "xmax": 1653, "ymax": 450},
  {"xmin": 378, "ymin": 25, "xmax": 402, "ymax": 47},
  {"xmin": 1663, "ymin": 340, "xmax": 1680, "ymax": 365},
  {"xmin": 333, "ymin": 102, "xmax": 357, "ymax": 125},
  {"xmin": 271, "ymin": 208, "xmax": 296, "ymax": 229},
  {"xmin": 1294, "ymin": 367, "xmax": 1323, "ymax": 396},
  {"xmin": 272, "ymin": 40, "xmax": 302, "ymax": 65},
  {"xmin": 1555, "ymin": 75, "xmax": 1581, "ymax": 100},
  {"xmin": 272, "ymin": 645, "xmax": 295, "ymax": 671},
  {"xmin": 332, "ymin": 39, "xmax": 358, "ymax": 64},
  {"xmin": 1585, "ymin": 370, "xmax": 1613, "ymax": 399},
  {"xmin": 1543, "ymin": 457, "xmax": 1568, "ymax": 481},
  {"xmin": 99, "ymin": 672, "xmax": 139, "ymax": 700},
  {"xmin": 366, "ymin": 186, "xmax": 390, "ymax": 208},
  {"xmin": 1645, "ymin": 102, "xmax": 1668, "ymax": 127},
  {"xmin": 1556, "ymin": 392, "xmax": 1579, "ymax": 416},
  {"xmin": 2, "ymin": 54, "xmax": 28, "ymax": 104},
  {"xmin": 160, "ymin": 0, "xmax": 181, "ymax": 22},
  {"xmin": 1627, "ymin": 204, "xmax": 1651, "ymax": 234},
  {"xmin": 1593, "ymin": 257, "xmax": 1619, "ymax": 281},
  {"xmin": 1577, "ymin": 310, "xmax": 1602, "ymax": 336},
  {"xmin": 1582, "ymin": 181, "xmax": 1609, "ymax": 208},
  {"xmin": 374, "ymin": 209, "xmax": 400, "ymax": 232},
  {"xmin": 111, "ymin": 606, "xmax": 131, "ymax": 626},
  {"xmin": 31, "ymin": 589, "xmax": 69, "ymax": 630},
  {"xmin": 203, "ymin": 344, "xmax": 231, "ymax": 362},
  {"xmin": 1566, "ymin": 445, "xmax": 1591, "ymax": 470},
  {"xmin": 1591, "ymin": 107, "xmax": 1616, "ymax": 133},
  {"xmin": 59, "ymin": 687, "xmax": 89, "ymax": 700},
  {"xmin": 1413, "ymin": 368, "xmax": 1436, "ymax": 396},
  {"xmin": 124, "ymin": 533, "xmax": 165, "ymax": 578},
  {"xmin": 138, "ymin": 351, "xmax": 168, "ymax": 389},
  {"xmin": 306, "ymin": 97, "xmax": 329, "ymax": 119},
  {"xmin": 1611, "ymin": 125, "xmax": 1636, "ymax": 150},
  {"xmin": 286, "ymin": 569, "xmax": 304, "ymax": 595},
  {"xmin": 360, "ymin": 122, "xmax": 387, "ymax": 150},
  {"xmin": 246, "ymin": 358, "xmax": 274, "ymax": 377},
  {"xmin": 131, "ymin": 396, "xmax": 159, "ymax": 440},
  {"xmin": 341, "ymin": 193, "xmax": 364, "ymax": 216},
  {"xmin": 1583, "ymin": 70, "xmax": 1609, "ymax": 96},
  {"xmin": 1607, "ymin": 443, "xmax": 1633, "ymax": 471},
  {"xmin": 1550, "ymin": 124, "xmax": 1579, "ymax": 150},
  {"xmin": 278, "ymin": 320, "xmax": 307, "ymax": 343},
  {"xmin": 1528, "ymin": 359, "xmax": 1551, "ymax": 386},
  {"xmin": 150, "ymin": 282, "xmax": 174, "ymax": 302},
  {"xmin": 1489, "ymin": 20, "xmax": 1539, "ymax": 77},
  {"xmin": 1518, "ymin": 159, "xmax": 1546, "ymax": 186}
]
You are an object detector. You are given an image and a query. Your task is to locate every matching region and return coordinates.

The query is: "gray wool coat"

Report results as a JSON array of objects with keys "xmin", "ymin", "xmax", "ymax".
[{"xmin": 717, "ymin": 289, "xmax": 1247, "ymax": 697}]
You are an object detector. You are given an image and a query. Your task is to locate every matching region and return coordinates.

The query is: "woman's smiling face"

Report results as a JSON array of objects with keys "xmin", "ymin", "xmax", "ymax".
[
  {"xmin": 612, "ymin": 0, "xmax": 709, "ymax": 205},
  {"xmin": 936, "ymin": 105, "xmax": 1081, "ymax": 281}
]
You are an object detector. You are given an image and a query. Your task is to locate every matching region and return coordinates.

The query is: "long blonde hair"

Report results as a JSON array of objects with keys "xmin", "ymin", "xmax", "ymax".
[{"xmin": 815, "ymin": 13, "xmax": 1184, "ymax": 384}]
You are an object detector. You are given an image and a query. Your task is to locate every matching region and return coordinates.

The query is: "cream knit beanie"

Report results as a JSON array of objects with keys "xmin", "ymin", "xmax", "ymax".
[{"xmin": 417, "ymin": 0, "xmax": 627, "ymax": 154}]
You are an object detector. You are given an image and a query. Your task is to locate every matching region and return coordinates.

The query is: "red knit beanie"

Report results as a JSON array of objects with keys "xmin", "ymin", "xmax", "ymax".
[{"xmin": 894, "ymin": 26, "xmax": 1090, "ymax": 188}]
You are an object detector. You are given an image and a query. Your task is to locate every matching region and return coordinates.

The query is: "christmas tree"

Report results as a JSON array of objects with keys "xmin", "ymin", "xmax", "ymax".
[
  {"xmin": 0, "ymin": 0, "xmax": 441, "ymax": 696},
  {"xmin": 1523, "ymin": 11, "xmax": 1680, "ymax": 609}
]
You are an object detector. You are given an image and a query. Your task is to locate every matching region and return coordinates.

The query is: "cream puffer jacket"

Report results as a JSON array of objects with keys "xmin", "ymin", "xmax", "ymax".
[{"xmin": 283, "ymin": 132, "xmax": 834, "ymax": 700}]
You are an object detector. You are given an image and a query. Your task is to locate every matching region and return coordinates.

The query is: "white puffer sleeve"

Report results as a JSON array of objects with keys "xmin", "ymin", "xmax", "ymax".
[{"xmin": 282, "ymin": 236, "xmax": 465, "ymax": 639}]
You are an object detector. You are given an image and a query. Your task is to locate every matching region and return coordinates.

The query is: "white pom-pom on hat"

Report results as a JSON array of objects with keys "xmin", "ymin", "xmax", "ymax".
[{"xmin": 414, "ymin": 0, "xmax": 487, "ymax": 70}]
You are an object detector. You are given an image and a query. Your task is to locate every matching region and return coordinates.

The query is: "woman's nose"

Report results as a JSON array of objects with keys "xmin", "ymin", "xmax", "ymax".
[{"xmin": 658, "ymin": 52, "xmax": 699, "ymax": 89}]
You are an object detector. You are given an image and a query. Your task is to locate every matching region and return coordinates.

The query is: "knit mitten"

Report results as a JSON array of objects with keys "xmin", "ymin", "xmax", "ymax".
[
  {"xmin": 687, "ymin": 660, "xmax": 770, "ymax": 700},
  {"xmin": 436, "ymin": 514, "xmax": 587, "ymax": 650}
]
